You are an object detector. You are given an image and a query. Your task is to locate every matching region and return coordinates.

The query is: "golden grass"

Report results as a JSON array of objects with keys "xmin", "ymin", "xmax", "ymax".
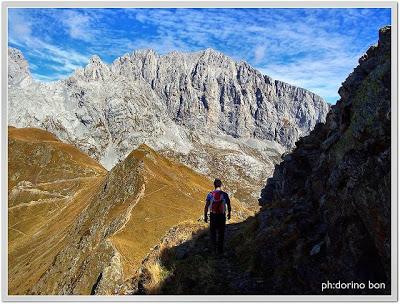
[
  {"xmin": 142, "ymin": 258, "xmax": 172, "ymax": 294},
  {"xmin": 110, "ymin": 145, "xmax": 213, "ymax": 279},
  {"xmin": 8, "ymin": 127, "xmax": 106, "ymax": 187},
  {"xmin": 8, "ymin": 126, "xmax": 107, "ymax": 295},
  {"xmin": 8, "ymin": 177, "xmax": 105, "ymax": 294},
  {"xmin": 8, "ymin": 127, "xmax": 60, "ymax": 142},
  {"xmin": 8, "ymin": 127, "xmax": 251, "ymax": 295}
]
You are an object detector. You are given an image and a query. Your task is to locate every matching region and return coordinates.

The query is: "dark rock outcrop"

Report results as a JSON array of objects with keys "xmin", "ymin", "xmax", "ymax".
[{"xmin": 258, "ymin": 26, "xmax": 391, "ymax": 294}]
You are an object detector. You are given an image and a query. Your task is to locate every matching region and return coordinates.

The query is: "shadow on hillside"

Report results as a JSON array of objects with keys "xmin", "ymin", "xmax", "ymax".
[
  {"xmin": 136, "ymin": 215, "xmax": 268, "ymax": 295},
  {"xmin": 135, "ymin": 206, "xmax": 390, "ymax": 295}
]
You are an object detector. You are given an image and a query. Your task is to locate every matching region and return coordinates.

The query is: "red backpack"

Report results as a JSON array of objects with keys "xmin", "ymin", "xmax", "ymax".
[{"xmin": 210, "ymin": 190, "xmax": 226, "ymax": 214}]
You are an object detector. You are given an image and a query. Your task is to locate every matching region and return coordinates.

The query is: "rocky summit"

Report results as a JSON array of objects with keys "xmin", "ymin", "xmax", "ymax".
[{"xmin": 8, "ymin": 47, "xmax": 329, "ymax": 207}]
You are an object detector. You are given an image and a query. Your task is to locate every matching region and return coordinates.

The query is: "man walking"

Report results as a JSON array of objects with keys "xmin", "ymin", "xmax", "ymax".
[{"xmin": 204, "ymin": 179, "xmax": 231, "ymax": 255}]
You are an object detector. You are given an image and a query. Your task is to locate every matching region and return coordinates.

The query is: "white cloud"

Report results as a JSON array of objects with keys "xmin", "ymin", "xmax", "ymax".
[
  {"xmin": 8, "ymin": 10, "xmax": 32, "ymax": 43},
  {"xmin": 124, "ymin": 8, "xmax": 377, "ymax": 103},
  {"xmin": 31, "ymin": 72, "xmax": 66, "ymax": 82},
  {"xmin": 61, "ymin": 10, "xmax": 96, "ymax": 42},
  {"xmin": 8, "ymin": 9, "xmax": 89, "ymax": 78},
  {"xmin": 8, "ymin": 8, "xmax": 390, "ymax": 102},
  {"xmin": 254, "ymin": 45, "xmax": 266, "ymax": 63},
  {"xmin": 259, "ymin": 53, "xmax": 362, "ymax": 103}
]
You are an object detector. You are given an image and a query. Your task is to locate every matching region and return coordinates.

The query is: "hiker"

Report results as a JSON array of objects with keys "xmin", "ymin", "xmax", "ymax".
[{"xmin": 204, "ymin": 178, "xmax": 231, "ymax": 255}]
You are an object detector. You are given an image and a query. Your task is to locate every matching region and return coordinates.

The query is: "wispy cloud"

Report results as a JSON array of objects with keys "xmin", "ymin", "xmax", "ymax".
[
  {"xmin": 122, "ymin": 8, "xmax": 390, "ymax": 102},
  {"xmin": 61, "ymin": 10, "xmax": 97, "ymax": 42},
  {"xmin": 8, "ymin": 9, "xmax": 90, "ymax": 80},
  {"xmin": 254, "ymin": 45, "xmax": 267, "ymax": 63},
  {"xmin": 260, "ymin": 53, "xmax": 363, "ymax": 103},
  {"xmin": 31, "ymin": 72, "xmax": 67, "ymax": 82},
  {"xmin": 8, "ymin": 8, "xmax": 391, "ymax": 103}
]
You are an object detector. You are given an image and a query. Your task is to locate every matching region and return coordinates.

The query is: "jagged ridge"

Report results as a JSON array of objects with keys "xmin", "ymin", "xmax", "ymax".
[{"xmin": 8, "ymin": 47, "xmax": 329, "ymax": 207}]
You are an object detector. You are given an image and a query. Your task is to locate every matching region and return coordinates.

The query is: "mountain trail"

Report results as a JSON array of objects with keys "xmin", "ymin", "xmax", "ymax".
[
  {"xmin": 36, "ymin": 176, "xmax": 103, "ymax": 186},
  {"xmin": 110, "ymin": 183, "xmax": 146, "ymax": 237}
]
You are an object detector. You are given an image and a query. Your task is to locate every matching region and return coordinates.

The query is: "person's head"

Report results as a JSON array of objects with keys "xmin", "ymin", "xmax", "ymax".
[{"xmin": 214, "ymin": 178, "xmax": 222, "ymax": 189}]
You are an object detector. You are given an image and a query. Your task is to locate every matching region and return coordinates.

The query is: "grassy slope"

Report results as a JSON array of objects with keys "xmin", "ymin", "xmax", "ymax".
[
  {"xmin": 109, "ymin": 145, "xmax": 249, "ymax": 281},
  {"xmin": 8, "ymin": 127, "xmax": 107, "ymax": 294},
  {"xmin": 8, "ymin": 127, "xmax": 249, "ymax": 294}
]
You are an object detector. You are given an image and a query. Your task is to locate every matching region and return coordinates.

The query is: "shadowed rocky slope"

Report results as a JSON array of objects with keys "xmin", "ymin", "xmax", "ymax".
[
  {"xmin": 131, "ymin": 26, "xmax": 391, "ymax": 295},
  {"xmin": 257, "ymin": 25, "xmax": 391, "ymax": 294}
]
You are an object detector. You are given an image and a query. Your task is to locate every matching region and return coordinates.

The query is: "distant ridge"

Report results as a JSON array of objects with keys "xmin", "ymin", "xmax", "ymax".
[{"xmin": 8, "ymin": 46, "xmax": 329, "ymax": 207}]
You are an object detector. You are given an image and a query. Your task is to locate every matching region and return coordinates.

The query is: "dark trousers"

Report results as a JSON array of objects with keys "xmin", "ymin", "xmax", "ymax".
[{"xmin": 210, "ymin": 213, "xmax": 226, "ymax": 254}]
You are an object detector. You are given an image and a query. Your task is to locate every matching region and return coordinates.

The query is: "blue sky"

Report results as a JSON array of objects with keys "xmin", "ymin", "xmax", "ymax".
[{"xmin": 8, "ymin": 8, "xmax": 391, "ymax": 103}]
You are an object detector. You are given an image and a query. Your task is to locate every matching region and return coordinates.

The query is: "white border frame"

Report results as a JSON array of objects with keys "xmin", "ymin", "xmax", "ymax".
[{"xmin": 1, "ymin": 1, "xmax": 398, "ymax": 302}]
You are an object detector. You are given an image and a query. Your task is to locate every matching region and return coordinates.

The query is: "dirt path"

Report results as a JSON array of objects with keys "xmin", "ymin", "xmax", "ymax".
[
  {"xmin": 168, "ymin": 222, "xmax": 265, "ymax": 295},
  {"xmin": 218, "ymin": 225, "xmax": 264, "ymax": 293}
]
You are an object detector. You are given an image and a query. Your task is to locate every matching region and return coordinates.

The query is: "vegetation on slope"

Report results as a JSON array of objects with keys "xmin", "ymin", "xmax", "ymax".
[
  {"xmin": 8, "ymin": 127, "xmax": 251, "ymax": 295},
  {"xmin": 8, "ymin": 127, "xmax": 107, "ymax": 294}
]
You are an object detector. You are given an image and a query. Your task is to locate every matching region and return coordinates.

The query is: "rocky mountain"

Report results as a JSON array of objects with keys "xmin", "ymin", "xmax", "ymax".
[
  {"xmin": 8, "ymin": 126, "xmax": 249, "ymax": 295},
  {"xmin": 129, "ymin": 26, "xmax": 391, "ymax": 295},
  {"xmin": 256, "ymin": 26, "xmax": 391, "ymax": 294},
  {"xmin": 8, "ymin": 47, "xmax": 329, "ymax": 207},
  {"xmin": 8, "ymin": 48, "xmax": 32, "ymax": 87}
]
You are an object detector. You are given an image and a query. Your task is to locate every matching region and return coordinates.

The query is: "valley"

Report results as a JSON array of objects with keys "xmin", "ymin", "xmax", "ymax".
[{"xmin": 8, "ymin": 126, "xmax": 250, "ymax": 294}]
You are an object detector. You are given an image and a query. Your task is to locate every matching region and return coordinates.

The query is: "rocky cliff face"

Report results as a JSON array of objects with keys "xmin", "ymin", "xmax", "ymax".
[
  {"xmin": 8, "ymin": 47, "xmax": 329, "ymax": 207},
  {"xmin": 8, "ymin": 48, "xmax": 32, "ymax": 87},
  {"xmin": 257, "ymin": 26, "xmax": 391, "ymax": 294},
  {"xmin": 108, "ymin": 48, "xmax": 328, "ymax": 147}
]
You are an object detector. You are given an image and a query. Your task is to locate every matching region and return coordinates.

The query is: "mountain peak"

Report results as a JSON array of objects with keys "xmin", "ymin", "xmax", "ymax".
[
  {"xmin": 137, "ymin": 143, "xmax": 155, "ymax": 151},
  {"xmin": 8, "ymin": 47, "xmax": 32, "ymax": 87},
  {"xmin": 198, "ymin": 48, "xmax": 227, "ymax": 60},
  {"xmin": 83, "ymin": 54, "xmax": 110, "ymax": 81},
  {"xmin": 132, "ymin": 48, "xmax": 157, "ymax": 57},
  {"xmin": 89, "ymin": 54, "xmax": 103, "ymax": 64},
  {"xmin": 202, "ymin": 47, "xmax": 221, "ymax": 55}
]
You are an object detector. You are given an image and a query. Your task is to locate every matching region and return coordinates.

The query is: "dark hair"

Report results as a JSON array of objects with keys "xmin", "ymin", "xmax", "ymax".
[{"xmin": 214, "ymin": 178, "xmax": 222, "ymax": 188}]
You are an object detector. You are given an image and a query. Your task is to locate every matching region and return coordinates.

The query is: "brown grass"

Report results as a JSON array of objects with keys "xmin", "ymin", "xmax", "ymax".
[
  {"xmin": 142, "ymin": 258, "xmax": 172, "ymax": 294},
  {"xmin": 8, "ymin": 177, "xmax": 105, "ymax": 294},
  {"xmin": 110, "ymin": 145, "xmax": 213, "ymax": 279},
  {"xmin": 8, "ymin": 127, "xmax": 252, "ymax": 295},
  {"xmin": 8, "ymin": 126, "xmax": 107, "ymax": 294}
]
